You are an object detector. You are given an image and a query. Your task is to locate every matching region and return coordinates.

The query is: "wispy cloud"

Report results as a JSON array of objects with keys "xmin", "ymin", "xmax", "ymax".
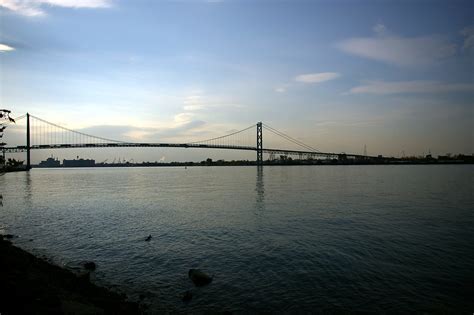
[
  {"xmin": 0, "ymin": 43, "xmax": 15, "ymax": 52},
  {"xmin": 181, "ymin": 93, "xmax": 243, "ymax": 112},
  {"xmin": 461, "ymin": 26, "xmax": 474, "ymax": 53},
  {"xmin": 79, "ymin": 118, "xmax": 206, "ymax": 142},
  {"xmin": 337, "ymin": 24, "xmax": 456, "ymax": 66},
  {"xmin": 174, "ymin": 112, "xmax": 195, "ymax": 124},
  {"xmin": 183, "ymin": 95, "xmax": 206, "ymax": 111},
  {"xmin": 0, "ymin": 0, "xmax": 112, "ymax": 16},
  {"xmin": 348, "ymin": 80, "xmax": 474, "ymax": 95},
  {"xmin": 294, "ymin": 72, "xmax": 340, "ymax": 84},
  {"xmin": 372, "ymin": 23, "xmax": 387, "ymax": 36},
  {"xmin": 274, "ymin": 72, "xmax": 339, "ymax": 93},
  {"xmin": 40, "ymin": 0, "xmax": 111, "ymax": 8}
]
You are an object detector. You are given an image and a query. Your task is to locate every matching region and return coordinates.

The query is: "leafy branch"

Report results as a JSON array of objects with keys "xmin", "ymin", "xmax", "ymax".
[{"xmin": 1, "ymin": 109, "xmax": 15, "ymax": 174}]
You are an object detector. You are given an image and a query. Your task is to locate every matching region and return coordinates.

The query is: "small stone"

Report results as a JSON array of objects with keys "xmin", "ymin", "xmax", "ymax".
[{"xmin": 188, "ymin": 269, "xmax": 213, "ymax": 287}]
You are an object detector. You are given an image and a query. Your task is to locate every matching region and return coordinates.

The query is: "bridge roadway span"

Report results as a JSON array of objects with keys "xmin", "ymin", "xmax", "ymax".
[{"xmin": 3, "ymin": 143, "xmax": 369, "ymax": 159}]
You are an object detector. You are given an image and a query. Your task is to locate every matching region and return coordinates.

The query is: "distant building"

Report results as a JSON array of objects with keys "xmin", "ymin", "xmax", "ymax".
[
  {"xmin": 63, "ymin": 157, "xmax": 95, "ymax": 167},
  {"xmin": 38, "ymin": 156, "xmax": 60, "ymax": 168}
]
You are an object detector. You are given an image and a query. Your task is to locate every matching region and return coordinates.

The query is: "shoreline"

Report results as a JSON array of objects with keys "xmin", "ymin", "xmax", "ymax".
[
  {"xmin": 29, "ymin": 160, "xmax": 474, "ymax": 169},
  {"xmin": 0, "ymin": 235, "xmax": 141, "ymax": 314}
]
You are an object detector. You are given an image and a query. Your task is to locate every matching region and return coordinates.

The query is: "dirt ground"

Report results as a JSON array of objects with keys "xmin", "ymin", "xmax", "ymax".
[{"xmin": 0, "ymin": 235, "xmax": 141, "ymax": 314}]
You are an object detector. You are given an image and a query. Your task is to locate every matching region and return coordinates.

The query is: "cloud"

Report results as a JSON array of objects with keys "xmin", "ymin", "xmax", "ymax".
[
  {"xmin": 348, "ymin": 80, "xmax": 474, "ymax": 95},
  {"xmin": 274, "ymin": 72, "xmax": 339, "ymax": 93},
  {"xmin": 0, "ymin": 0, "xmax": 43, "ymax": 16},
  {"xmin": 372, "ymin": 23, "xmax": 387, "ymax": 36},
  {"xmin": 174, "ymin": 112, "xmax": 195, "ymax": 124},
  {"xmin": 0, "ymin": 43, "xmax": 15, "ymax": 52},
  {"xmin": 181, "ymin": 93, "xmax": 243, "ymax": 112},
  {"xmin": 337, "ymin": 24, "xmax": 456, "ymax": 66},
  {"xmin": 183, "ymin": 95, "xmax": 206, "ymax": 111},
  {"xmin": 79, "ymin": 118, "xmax": 206, "ymax": 142},
  {"xmin": 40, "ymin": 0, "xmax": 111, "ymax": 8},
  {"xmin": 294, "ymin": 72, "xmax": 340, "ymax": 84},
  {"xmin": 460, "ymin": 26, "xmax": 474, "ymax": 53},
  {"xmin": 0, "ymin": 0, "xmax": 111, "ymax": 16}
]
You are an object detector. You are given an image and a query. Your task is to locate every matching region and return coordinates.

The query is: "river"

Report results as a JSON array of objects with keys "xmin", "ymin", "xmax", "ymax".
[{"xmin": 1, "ymin": 165, "xmax": 473, "ymax": 312}]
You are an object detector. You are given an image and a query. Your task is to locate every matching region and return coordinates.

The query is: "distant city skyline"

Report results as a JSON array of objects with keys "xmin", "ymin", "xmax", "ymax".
[{"xmin": 1, "ymin": 0, "xmax": 473, "ymax": 162}]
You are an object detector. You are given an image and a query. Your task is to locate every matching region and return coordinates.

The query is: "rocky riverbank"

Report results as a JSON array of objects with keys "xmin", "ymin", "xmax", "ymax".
[{"xmin": 0, "ymin": 235, "xmax": 141, "ymax": 314}]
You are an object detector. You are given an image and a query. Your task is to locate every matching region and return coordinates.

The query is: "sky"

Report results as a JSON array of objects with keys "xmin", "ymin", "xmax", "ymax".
[{"xmin": 1, "ymin": 0, "xmax": 473, "ymax": 162}]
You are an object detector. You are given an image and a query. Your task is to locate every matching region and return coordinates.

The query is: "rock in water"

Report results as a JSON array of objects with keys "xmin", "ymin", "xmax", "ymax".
[{"xmin": 188, "ymin": 269, "xmax": 212, "ymax": 287}]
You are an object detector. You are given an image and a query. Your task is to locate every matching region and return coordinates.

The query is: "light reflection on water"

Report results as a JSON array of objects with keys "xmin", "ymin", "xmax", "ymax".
[{"xmin": 0, "ymin": 165, "xmax": 473, "ymax": 313}]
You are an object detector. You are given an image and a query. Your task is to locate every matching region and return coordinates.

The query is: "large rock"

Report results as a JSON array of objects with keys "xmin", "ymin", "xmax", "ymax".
[{"xmin": 188, "ymin": 269, "xmax": 212, "ymax": 287}]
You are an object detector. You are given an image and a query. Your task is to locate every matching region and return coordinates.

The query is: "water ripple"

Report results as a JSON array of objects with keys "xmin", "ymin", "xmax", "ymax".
[{"xmin": 0, "ymin": 165, "xmax": 473, "ymax": 313}]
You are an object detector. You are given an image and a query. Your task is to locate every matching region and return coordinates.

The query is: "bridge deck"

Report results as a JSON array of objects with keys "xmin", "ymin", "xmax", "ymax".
[{"xmin": 3, "ymin": 143, "xmax": 372, "ymax": 159}]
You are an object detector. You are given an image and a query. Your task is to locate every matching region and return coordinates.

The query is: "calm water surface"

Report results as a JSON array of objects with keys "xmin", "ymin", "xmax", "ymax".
[{"xmin": 1, "ymin": 165, "xmax": 473, "ymax": 313}]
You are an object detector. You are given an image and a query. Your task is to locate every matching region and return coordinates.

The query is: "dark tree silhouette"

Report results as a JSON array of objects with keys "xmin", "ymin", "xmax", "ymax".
[
  {"xmin": 1, "ymin": 109, "xmax": 15, "ymax": 174},
  {"xmin": 1, "ymin": 109, "xmax": 14, "ymax": 206}
]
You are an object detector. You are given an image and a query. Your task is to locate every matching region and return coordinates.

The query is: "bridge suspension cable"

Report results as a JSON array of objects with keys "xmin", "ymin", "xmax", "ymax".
[
  {"xmin": 3, "ymin": 113, "xmax": 371, "ymax": 166},
  {"xmin": 0, "ymin": 114, "xmax": 26, "ymax": 126},
  {"xmin": 262, "ymin": 123, "xmax": 321, "ymax": 153},
  {"xmin": 28, "ymin": 114, "xmax": 126, "ymax": 146},
  {"xmin": 186, "ymin": 124, "xmax": 256, "ymax": 148}
]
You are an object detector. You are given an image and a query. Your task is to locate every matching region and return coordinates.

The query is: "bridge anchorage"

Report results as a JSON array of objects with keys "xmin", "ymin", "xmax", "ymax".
[{"xmin": 2, "ymin": 113, "xmax": 373, "ymax": 169}]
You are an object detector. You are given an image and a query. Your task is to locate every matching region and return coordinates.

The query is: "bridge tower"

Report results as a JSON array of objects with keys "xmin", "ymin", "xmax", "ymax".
[
  {"xmin": 26, "ymin": 112, "xmax": 31, "ymax": 170},
  {"xmin": 256, "ymin": 122, "xmax": 263, "ymax": 166}
]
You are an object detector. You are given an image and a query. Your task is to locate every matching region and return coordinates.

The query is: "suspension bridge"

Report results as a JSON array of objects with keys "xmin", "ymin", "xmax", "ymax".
[{"xmin": 2, "ymin": 113, "xmax": 372, "ymax": 169}]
